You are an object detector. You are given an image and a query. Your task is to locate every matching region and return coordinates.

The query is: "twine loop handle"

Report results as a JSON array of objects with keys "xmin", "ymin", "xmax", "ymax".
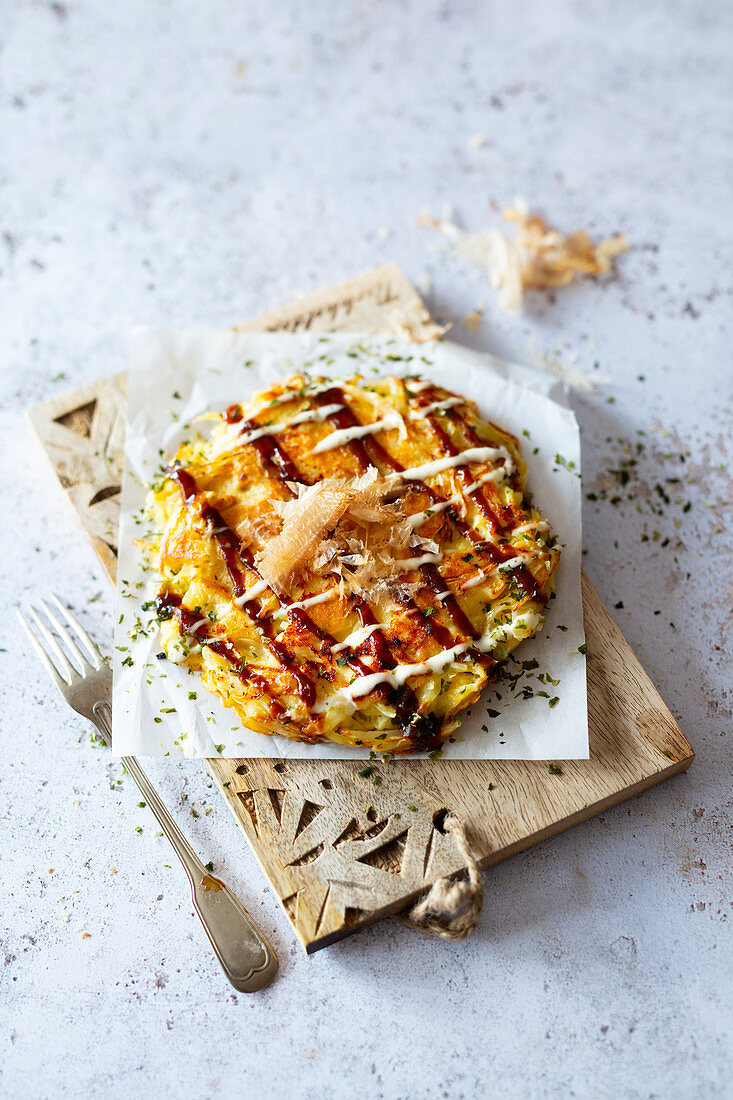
[{"xmin": 397, "ymin": 811, "xmax": 483, "ymax": 942}]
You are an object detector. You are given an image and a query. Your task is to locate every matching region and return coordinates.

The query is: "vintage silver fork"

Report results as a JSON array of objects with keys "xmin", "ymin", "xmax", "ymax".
[{"xmin": 17, "ymin": 595, "xmax": 278, "ymax": 994}]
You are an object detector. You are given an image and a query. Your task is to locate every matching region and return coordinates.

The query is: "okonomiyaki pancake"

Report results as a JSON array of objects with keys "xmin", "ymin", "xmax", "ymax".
[{"xmin": 148, "ymin": 372, "xmax": 561, "ymax": 754}]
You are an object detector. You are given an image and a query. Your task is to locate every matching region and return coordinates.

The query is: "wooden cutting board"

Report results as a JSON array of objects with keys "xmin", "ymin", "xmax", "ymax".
[{"xmin": 28, "ymin": 263, "xmax": 693, "ymax": 953}]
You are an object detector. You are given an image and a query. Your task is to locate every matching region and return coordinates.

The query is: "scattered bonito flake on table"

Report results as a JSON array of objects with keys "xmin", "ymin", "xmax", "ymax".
[{"xmin": 418, "ymin": 199, "xmax": 629, "ymax": 313}]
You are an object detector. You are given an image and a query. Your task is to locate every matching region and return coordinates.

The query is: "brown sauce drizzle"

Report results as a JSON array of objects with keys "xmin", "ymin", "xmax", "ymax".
[
  {"xmin": 232, "ymin": 545, "xmax": 393, "ymax": 701},
  {"xmin": 315, "ymin": 384, "xmax": 537, "ymax": 608},
  {"xmin": 312, "ymin": 387, "xmax": 404, "ymax": 475},
  {"xmin": 154, "ymin": 591, "xmax": 284, "ymax": 717},
  {"xmin": 167, "ymin": 469, "xmax": 314, "ymax": 706},
  {"xmin": 244, "ymin": 422, "xmax": 305, "ymax": 483},
  {"xmin": 201, "ymin": 414, "xmax": 430, "ymax": 740},
  {"xmin": 417, "ymin": 412, "xmax": 539, "ymax": 600},
  {"xmin": 168, "ymin": 469, "xmax": 246, "ymax": 598},
  {"xmin": 311, "ymin": 388, "xmax": 374, "ymax": 472},
  {"xmin": 168, "ymin": 464, "xmax": 418, "ymax": 716},
  {"xmin": 420, "ymin": 562, "xmax": 478, "ymax": 641},
  {"xmin": 311, "ymin": 387, "xmax": 508, "ymax": 683}
]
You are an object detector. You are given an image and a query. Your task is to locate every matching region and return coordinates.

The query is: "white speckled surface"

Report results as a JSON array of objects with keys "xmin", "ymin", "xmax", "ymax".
[{"xmin": 1, "ymin": 2, "xmax": 731, "ymax": 1097}]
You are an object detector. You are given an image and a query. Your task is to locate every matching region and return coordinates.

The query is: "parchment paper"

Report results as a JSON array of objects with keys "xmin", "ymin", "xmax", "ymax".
[{"xmin": 112, "ymin": 330, "xmax": 587, "ymax": 760}]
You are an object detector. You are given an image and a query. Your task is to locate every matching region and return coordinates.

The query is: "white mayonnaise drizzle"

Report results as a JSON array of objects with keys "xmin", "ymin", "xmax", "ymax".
[
  {"xmin": 512, "ymin": 520, "xmax": 550, "ymax": 536},
  {"xmin": 393, "ymin": 446, "xmax": 513, "ymax": 483},
  {"xmin": 404, "ymin": 379, "xmax": 433, "ymax": 393},
  {"xmin": 331, "ymin": 623, "xmax": 384, "ymax": 654},
  {"xmin": 288, "ymin": 590, "xmax": 337, "ymax": 611},
  {"xmin": 211, "ymin": 403, "xmax": 345, "ymax": 457},
  {"xmin": 460, "ymin": 572, "xmax": 488, "ymax": 590},
  {"xmin": 311, "ymin": 412, "xmax": 405, "ymax": 455},
  {"xmin": 465, "ymin": 466, "xmax": 513, "ymax": 491},
  {"xmin": 409, "ymin": 397, "xmax": 464, "ymax": 420},
  {"xmin": 233, "ymin": 579, "xmax": 270, "ymax": 606},
  {"xmin": 460, "ymin": 554, "xmax": 528, "ymax": 589},
  {"xmin": 315, "ymin": 607, "xmax": 542, "ymax": 708},
  {"xmin": 459, "ymin": 554, "xmax": 534, "ymax": 591},
  {"xmin": 394, "ymin": 552, "xmax": 443, "ymax": 570},
  {"xmin": 406, "ymin": 494, "xmax": 464, "ymax": 528},
  {"xmin": 496, "ymin": 555, "xmax": 529, "ymax": 572},
  {"xmin": 406, "ymin": 459, "xmax": 519, "ymax": 529}
]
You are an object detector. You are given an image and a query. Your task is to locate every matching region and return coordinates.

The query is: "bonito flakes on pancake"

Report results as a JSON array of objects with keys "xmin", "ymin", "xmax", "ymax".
[{"xmin": 147, "ymin": 371, "xmax": 561, "ymax": 754}]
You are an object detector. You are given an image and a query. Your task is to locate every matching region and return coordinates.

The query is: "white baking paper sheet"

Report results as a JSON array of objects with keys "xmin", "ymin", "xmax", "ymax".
[{"xmin": 112, "ymin": 330, "xmax": 587, "ymax": 760}]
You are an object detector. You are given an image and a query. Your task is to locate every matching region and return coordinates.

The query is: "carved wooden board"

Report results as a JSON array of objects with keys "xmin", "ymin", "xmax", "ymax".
[{"xmin": 28, "ymin": 263, "xmax": 693, "ymax": 953}]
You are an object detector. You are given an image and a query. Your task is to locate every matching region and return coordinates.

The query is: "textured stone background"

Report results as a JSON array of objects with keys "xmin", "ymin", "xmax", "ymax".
[{"xmin": 1, "ymin": 2, "xmax": 731, "ymax": 1097}]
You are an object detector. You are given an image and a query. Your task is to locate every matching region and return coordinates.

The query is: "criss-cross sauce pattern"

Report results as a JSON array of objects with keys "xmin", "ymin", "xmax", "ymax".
[{"xmin": 151, "ymin": 373, "xmax": 560, "ymax": 754}]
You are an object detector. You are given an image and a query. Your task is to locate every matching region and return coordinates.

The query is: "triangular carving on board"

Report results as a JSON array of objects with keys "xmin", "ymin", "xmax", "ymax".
[
  {"xmin": 356, "ymin": 830, "xmax": 409, "ymax": 875},
  {"xmin": 286, "ymin": 843, "xmax": 325, "ymax": 867},
  {"xmin": 315, "ymin": 884, "xmax": 332, "ymax": 936},
  {"xmin": 89, "ymin": 485, "xmax": 121, "ymax": 507},
  {"xmin": 333, "ymin": 816, "xmax": 390, "ymax": 847},
  {"xmin": 343, "ymin": 907, "xmax": 368, "ymax": 927},
  {"xmin": 333, "ymin": 818, "xmax": 363, "ymax": 847},
  {"xmin": 54, "ymin": 399, "xmax": 97, "ymax": 438},
  {"xmin": 423, "ymin": 823, "xmax": 436, "ymax": 879},
  {"xmin": 294, "ymin": 798, "xmax": 325, "ymax": 839},
  {"xmin": 236, "ymin": 790, "xmax": 259, "ymax": 837},
  {"xmin": 266, "ymin": 788, "xmax": 286, "ymax": 824},
  {"xmin": 281, "ymin": 891, "xmax": 300, "ymax": 922}
]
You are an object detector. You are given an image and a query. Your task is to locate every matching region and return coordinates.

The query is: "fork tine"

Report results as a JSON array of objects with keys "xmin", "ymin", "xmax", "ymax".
[
  {"xmin": 37, "ymin": 598, "xmax": 91, "ymax": 673},
  {"xmin": 48, "ymin": 594, "xmax": 101, "ymax": 668},
  {"xmin": 37, "ymin": 598, "xmax": 89, "ymax": 673},
  {"xmin": 27, "ymin": 605, "xmax": 80, "ymax": 682},
  {"xmin": 16, "ymin": 609, "xmax": 72, "ymax": 688}
]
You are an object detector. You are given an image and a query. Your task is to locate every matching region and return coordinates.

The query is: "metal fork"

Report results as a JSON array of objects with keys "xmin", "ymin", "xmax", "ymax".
[{"xmin": 17, "ymin": 595, "xmax": 278, "ymax": 994}]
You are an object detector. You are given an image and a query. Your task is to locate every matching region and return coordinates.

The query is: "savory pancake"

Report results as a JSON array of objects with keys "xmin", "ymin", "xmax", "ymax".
[{"xmin": 147, "ymin": 372, "xmax": 561, "ymax": 754}]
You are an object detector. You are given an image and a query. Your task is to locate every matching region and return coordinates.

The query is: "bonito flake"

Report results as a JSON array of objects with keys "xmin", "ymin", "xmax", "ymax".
[{"xmin": 419, "ymin": 199, "xmax": 628, "ymax": 313}]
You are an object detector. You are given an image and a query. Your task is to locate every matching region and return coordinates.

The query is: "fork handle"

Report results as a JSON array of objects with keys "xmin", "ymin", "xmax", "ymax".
[{"xmin": 92, "ymin": 703, "xmax": 278, "ymax": 993}]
